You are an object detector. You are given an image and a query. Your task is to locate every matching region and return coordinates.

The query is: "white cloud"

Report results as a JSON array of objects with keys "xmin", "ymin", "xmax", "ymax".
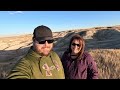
[{"xmin": 8, "ymin": 11, "xmax": 23, "ymax": 15}]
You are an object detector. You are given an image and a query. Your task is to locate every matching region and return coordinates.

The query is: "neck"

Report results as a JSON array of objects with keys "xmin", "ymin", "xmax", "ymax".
[
  {"xmin": 71, "ymin": 52, "xmax": 77, "ymax": 56},
  {"xmin": 71, "ymin": 54, "xmax": 77, "ymax": 56},
  {"xmin": 70, "ymin": 53, "xmax": 78, "ymax": 59}
]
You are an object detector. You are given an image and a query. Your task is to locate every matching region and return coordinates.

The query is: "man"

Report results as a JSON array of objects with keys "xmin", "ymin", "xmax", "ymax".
[{"xmin": 7, "ymin": 25, "xmax": 65, "ymax": 79}]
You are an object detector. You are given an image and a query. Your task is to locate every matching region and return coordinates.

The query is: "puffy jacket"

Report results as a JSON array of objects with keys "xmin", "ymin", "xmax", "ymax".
[
  {"xmin": 61, "ymin": 51, "xmax": 98, "ymax": 79},
  {"xmin": 7, "ymin": 47, "xmax": 65, "ymax": 79}
]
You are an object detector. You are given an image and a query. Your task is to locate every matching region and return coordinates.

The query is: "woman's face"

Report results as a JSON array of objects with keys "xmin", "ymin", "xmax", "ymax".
[{"xmin": 71, "ymin": 39, "xmax": 82, "ymax": 55}]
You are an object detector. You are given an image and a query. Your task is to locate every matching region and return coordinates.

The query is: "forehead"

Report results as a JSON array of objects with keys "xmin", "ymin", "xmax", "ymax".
[{"xmin": 72, "ymin": 39, "xmax": 80, "ymax": 43}]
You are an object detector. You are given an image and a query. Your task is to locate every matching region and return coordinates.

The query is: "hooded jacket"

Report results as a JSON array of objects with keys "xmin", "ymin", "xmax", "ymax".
[
  {"xmin": 7, "ymin": 47, "xmax": 65, "ymax": 79},
  {"xmin": 61, "ymin": 51, "xmax": 98, "ymax": 79}
]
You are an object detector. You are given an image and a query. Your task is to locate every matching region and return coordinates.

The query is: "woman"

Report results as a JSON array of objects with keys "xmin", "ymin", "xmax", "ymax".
[{"xmin": 61, "ymin": 34, "xmax": 98, "ymax": 79}]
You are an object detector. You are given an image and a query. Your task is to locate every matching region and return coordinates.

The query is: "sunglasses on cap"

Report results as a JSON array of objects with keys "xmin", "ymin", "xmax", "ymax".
[
  {"xmin": 71, "ymin": 43, "xmax": 80, "ymax": 47},
  {"xmin": 37, "ymin": 40, "xmax": 54, "ymax": 44}
]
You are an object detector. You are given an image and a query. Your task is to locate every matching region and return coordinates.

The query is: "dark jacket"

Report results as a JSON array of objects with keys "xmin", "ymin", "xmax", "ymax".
[{"xmin": 61, "ymin": 51, "xmax": 98, "ymax": 79}]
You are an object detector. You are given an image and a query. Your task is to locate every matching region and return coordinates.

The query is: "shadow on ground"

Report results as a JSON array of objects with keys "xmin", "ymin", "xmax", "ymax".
[{"xmin": 0, "ymin": 47, "xmax": 30, "ymax": 79}]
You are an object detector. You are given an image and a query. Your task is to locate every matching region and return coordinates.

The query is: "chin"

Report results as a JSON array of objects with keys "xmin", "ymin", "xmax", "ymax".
[
  {"xmin": 43, "ymin": 54, "xmax": 49, "ymax": 56},
  {"xmin": 43, "ymin": 52, "xmax": 50, "ymax": 56},
  {"xmin": 73, "ymin": 51, "xmax": 79, "ymax": 54}
]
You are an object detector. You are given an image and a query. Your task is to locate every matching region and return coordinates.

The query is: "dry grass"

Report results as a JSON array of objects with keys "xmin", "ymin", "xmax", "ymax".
[
  {"xmin": 89, "ymin": 49, "xmax": 120, "ymax": 79},
  {"xmin": 0, "ymin": 57, "xmax": 25, "ymax": 79},
  {"xmin": 0, "ymin": 49, "xmax": 119, "ymax": 79},
  {"xmin": 0, "ymin": 63, "xmax": 15, "ymax": 79}
]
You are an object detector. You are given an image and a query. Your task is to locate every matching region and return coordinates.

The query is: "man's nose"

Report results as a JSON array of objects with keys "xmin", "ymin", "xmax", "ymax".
[{"xmin": 44, "ymin": 41, "xmax": 49, "ymax": 46}]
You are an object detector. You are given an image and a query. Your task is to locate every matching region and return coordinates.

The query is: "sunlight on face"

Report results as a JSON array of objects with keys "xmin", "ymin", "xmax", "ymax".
[
  {"xmin": 71, "ymin": 39, "xmax": 82, "ymax": 55},
  {"xmin": 34, "ymin": 40, "xmax": 53, "ymax": 56}
]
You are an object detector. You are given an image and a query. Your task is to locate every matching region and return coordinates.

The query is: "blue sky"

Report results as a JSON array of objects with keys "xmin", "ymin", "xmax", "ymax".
[{"xmin": 0, "ymin": 11, "xmax": 120, "ymax": 36}]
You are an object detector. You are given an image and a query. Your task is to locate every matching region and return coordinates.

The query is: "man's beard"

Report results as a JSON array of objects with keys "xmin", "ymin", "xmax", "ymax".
[
  {"xmin": 42, "ymin": 50, "xmax": 51, "ymax": 56},
  {"xmin": 38, "ymin": 47, "xmax": 52, "ymax": 56}
]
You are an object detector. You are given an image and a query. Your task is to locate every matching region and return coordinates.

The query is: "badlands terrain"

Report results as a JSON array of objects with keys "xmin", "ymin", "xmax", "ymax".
[{"xmin": 0, "ymin": 25, "xmax": 120, "ymax": 79}]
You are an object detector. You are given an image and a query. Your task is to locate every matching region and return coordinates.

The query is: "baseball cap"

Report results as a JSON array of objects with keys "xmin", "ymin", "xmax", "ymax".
[{"xmin": 33, "ymin": 25, "xmax": 54, "ymax": 42}]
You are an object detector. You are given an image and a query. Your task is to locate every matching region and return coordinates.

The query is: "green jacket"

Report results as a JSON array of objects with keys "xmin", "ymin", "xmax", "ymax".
[{"xmin": 7, "ymin": 47, "xmax": 65, "ymax": 79}]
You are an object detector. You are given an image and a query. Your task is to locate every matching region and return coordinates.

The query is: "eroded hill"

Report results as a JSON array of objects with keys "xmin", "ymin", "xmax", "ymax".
[{"xmin": 0, "ymin": 25, "xmax": 120, "ymax": 79}]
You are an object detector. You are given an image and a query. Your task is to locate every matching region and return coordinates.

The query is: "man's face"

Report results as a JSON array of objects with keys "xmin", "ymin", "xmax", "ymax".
[{"xmin": 34, "ymin": 39, "xmax": 53, "ymax": 56}]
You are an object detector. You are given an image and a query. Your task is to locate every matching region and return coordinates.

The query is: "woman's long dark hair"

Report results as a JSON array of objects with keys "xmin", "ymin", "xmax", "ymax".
[{"xmin": 68, "ymin": 34, "xmax": 85, "ymax": 60}]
